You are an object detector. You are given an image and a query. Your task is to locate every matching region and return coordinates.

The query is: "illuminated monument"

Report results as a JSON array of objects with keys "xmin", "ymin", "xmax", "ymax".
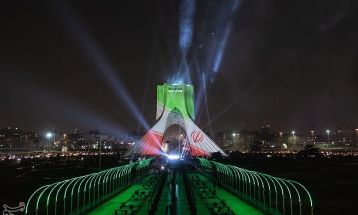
[{"xmin": 134, "ymin": 83, "xmax": 225, "ymax": 157}]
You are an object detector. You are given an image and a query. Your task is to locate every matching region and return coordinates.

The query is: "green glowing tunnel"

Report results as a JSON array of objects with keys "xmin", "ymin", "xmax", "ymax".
[
  {"xmin": 197, "ymin": 158, "xmax": 314, "ymax": 215},
  {"xmin": 25, "ymin": 157, "xmax": 313, "ymax": 215},
  {"xmin": 25, "ymin": 158, "xmax": 153, "ymax": 215}
]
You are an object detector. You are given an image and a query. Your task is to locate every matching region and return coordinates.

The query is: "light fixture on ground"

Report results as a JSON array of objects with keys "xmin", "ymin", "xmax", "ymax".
[{"xmin": 167, "ymin": 154, "xmax": 180, "ymax": 160}]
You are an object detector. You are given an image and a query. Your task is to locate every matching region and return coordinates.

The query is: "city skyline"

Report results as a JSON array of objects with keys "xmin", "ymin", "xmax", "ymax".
[{"xmin": 1, "ymin": 0, "xmax": 358, "ymax": 132}]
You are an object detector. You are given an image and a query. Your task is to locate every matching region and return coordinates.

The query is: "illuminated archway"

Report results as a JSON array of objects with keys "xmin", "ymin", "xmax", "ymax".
[{"xmin": 131, "ymin": 83, "xmax": 225, "ymax": 157}]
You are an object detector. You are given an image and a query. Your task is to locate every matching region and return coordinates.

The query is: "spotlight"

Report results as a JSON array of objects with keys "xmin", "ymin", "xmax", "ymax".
[{"xmin": 167, "ymin": 154, "xmax": 180, "ymax": 160}]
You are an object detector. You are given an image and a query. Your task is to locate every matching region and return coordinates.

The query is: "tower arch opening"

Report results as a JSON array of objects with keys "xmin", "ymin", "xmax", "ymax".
[{"xmin": 162, "ymin": 124, "xmax": 187, "ymax": 158}]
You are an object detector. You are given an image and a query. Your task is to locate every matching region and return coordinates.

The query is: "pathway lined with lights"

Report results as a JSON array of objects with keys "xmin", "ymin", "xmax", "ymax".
[
  {"xmin": 190, "ymin": 173, "xmax": 263, "ymax": 215},
  {"xmin": 87, "ymin": 174, "xmax": 153, "ymax": 215},
  {"xmin": 25, "ymin": 158, "xmax": 314, "ymax": 215},
  {"xmin": 90, "ymin": 170, "xmax": 262, "ymax": 215},
  {"xmin": 153, "ymin": 173, "xmax": 171, "ymax": 215},
  {"xmin": 176, "ymin": 170, "xmax": 190, "ymax": 215}
]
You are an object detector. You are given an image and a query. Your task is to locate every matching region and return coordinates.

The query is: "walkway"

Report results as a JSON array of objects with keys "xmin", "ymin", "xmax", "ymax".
[
  {"xmin": 154, "ymin": 171, "xmax": 172, "ymax": 215},
  {"xmin": 88, "ymin": 174, "xmax": 153, "ymax": 215},
  {"xmin": 91, "ymin": 169, "xmax": 263, "ymax": 215},
  {"xmin": 176, "ymin": 170, "xmax": 190, "ymax": 215},
  {"xmin": 192, "ymin": 173, "xmax": 263, "ymax": 215}
]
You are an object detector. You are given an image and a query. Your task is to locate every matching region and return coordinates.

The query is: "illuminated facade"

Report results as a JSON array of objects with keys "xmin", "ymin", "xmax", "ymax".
[{"xmin": 134, "ymin": 83, "xmax": 225, "ymax": 156}]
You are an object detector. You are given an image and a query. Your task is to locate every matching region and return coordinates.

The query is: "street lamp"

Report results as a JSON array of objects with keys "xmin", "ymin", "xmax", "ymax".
[
  {"xmin": 45, "ymin": 132, "xmax": 55, "ymax": 149},
  {"xmin": 291, "ymin": 131, "xmax": 296, "ymax": 146},
  {"xmin": 99, "ymin": 140, "xmax": 102, "ymax": 170},
  {"xmin": 232, "ymin": 132, "xmax": 239, "ymax": 150},
  {"xmin": 46, "ymin": 132, "xmax": 53, "ymax": 139},
  {"xmin": 326, "ymin": 130, "xmax": 330, "ymax": 144},
  {"xmin": 310, "ymin": 130, "xmax": 315, "ymax": 144},
  {"xmin": 278, "ymin": 132, "xmax": 283, "ymax": 149}
]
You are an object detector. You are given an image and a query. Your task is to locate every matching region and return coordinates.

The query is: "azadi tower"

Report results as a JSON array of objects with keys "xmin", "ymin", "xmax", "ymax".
[{"xmin": 133, "ymin": 83, "xmax": 225, "ymax": 157}]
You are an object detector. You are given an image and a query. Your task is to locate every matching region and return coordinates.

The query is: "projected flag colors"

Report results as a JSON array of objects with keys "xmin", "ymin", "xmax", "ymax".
[{"xmin": 132, "ymin": 83, "xmax": 225, "ymax": 157}]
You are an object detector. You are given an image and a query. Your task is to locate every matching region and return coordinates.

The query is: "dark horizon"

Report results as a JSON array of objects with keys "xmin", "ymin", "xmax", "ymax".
[{"xmin": 1, "ymin": 0, "xmax": 358, "ymax": 133}]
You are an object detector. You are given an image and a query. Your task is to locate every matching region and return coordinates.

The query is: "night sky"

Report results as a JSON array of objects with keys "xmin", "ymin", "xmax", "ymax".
[{"xmin": 1, "ymin": 0, "xmax": 357, "ymax": 134}]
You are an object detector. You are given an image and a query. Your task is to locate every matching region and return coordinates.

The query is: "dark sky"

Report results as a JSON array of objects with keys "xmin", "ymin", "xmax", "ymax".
[{"xmin": 0, "ymin": 0, "xmax": 357, "ymax": 134}]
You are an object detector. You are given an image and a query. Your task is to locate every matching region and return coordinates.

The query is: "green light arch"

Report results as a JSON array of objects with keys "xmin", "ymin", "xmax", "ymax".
[
  {"xmin": 25, "ymin": 158, "xmax": 153, "ymax": 215},
  {"xmin": 197, "ymin": 158, "xmax": 314, "ymax": 215}
]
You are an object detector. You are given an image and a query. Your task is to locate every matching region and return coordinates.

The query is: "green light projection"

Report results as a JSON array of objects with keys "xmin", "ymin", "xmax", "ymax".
[
  {"xmin": 25, "ymin": 158, "xmax": 153, "ymax": 215},
  {"xmin": 197, "ymin": 158, "xmax": 314, "ymax": 215},
  {"xmin": 156, "ymin": 83, "xmax": 195, "ymax": 120}
]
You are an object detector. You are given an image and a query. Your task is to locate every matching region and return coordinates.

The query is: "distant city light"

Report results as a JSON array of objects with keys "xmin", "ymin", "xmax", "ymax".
[
  {"xmin": 326, "ymin": 130, "xmax": 330, "ymax": 134},
  {"xmin": 291, "ymin": 131, "xmax": 295, "ymax": 136},
  {"xmin": 46, "ymin": 132, "xmax": 53, "ymax": 139}
]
